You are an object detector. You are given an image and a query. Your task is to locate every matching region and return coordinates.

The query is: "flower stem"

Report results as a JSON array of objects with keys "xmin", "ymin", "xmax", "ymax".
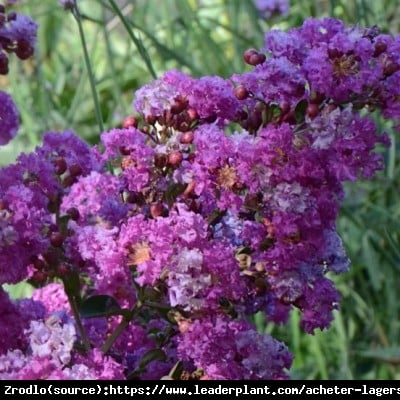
[
  {"xmin": 108, "ymin": 0, "xmax": 157, "ymax": 79},
  {"xmin": 101, "ymin": 304, "xmax": 139, "ymax": 354},
  {"xmin": 68, "ymin": 293, "xmax": 91, "ymax": 353},
  {"xmin": 72, "ymin": 3, "xmax": 104, "ymax": 135}
]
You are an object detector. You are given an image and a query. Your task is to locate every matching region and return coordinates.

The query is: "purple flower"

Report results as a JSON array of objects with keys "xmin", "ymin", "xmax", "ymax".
[
  {"xmin": 0, "ymin": 288, "xmax": 44, "ymax": 354},
  {"xmin": 0, "ymin": 13, "xmax": 38, "ymax": 61},
  {"xmin": 32, "ymin": 283, "xmax": 70, "ymax": 317},
  {"xmin": 178, "ymin": 315, "xmax": 292, "ymax": 379},
  {"xmin": 134, "ymin": 70, "xmax": 241, "ymax": 124},
  {"xmin": 69, "ymin": 348, "xmax": 125, "ymax": 380},
  {"xmin": 37, "ymin": 130, "xmax": 103, "ymax": 177},
  {"xmin": 0, "ymin": 91, "xmax": 19, "ymax": 145},
  {"xmin": 61, "ymin": 171, "xmax": 127, "ymax": 225},
  {"xmin": 254, "ymin": 0, "xmax": 290, "ymax": 19}
]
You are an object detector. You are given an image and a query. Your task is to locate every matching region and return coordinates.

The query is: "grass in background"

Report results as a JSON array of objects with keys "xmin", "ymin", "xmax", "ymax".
[{"xmin": 1, "ymin": 0, "xmax": 400, "ymax": 379}]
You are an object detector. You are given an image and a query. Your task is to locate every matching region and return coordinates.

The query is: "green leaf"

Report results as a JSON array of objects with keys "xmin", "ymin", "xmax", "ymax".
[
  {"xmin": 359, "ymin": 348, "xmax": 400, "ymax": 364},
  {"xmin": 295, "ymin": 99, "xmax": 308, "ymax": 123},
  {"xmin": 138, "ymin": 348, "xmax": 167, "ymax": 370},
  {"xmin": 79, "ymin": 294, "xmax": 123, "ymax": 318},
  {"xmin": 62, "ymin": 268, "xmax": 81, "ymax": 300},
  {"xmin": 167, "ymin": 361, "xmax": 184, "ymax": 380},
  {"xmin": 361, "ymin": 232, "xmax": 383, "ymax": 291}
]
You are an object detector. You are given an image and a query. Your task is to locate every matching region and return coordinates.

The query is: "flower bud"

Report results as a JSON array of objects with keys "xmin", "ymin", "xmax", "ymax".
[
  {"xmin": 186, "ymin": 107, "xmax": 199, "ymax": 122},
  {"xmin": 168, "ymin": 151, "xmax": 183, "ymax": 167},
  {"xmin": 150, "ymin": 202, "xmax": 164, "ymax": 218},
  {"xmin": 69, "ymin": 164, "xmax": 83, "ymax": 177},
  {"xmin": 373, "ymin": 41, "xmax": 387, "ymax": 57},
  {"xmin": 234, "ymin": 85, "xmax": 249, "ymax": 100},
  {"xmin": 180, "ymin": 131, "xmax": 194, "ymax": 144},
  {"xmin": 66, "ymin": 207, "xmax": 80, "ymax": 221},
  {"xmin": 171, "ymin": 96, "xmax": 188, "ymax": 114},
  {"xmin": 50, "ymin": 231, "xmax": 65, "ymax": 247},
  {"xmin": 54, "ymin": 157, "xmax": 67, "ymax": 175},
  {"xmin": 154, "ymin": 153, "xmax": 168, "ymax": 169},
  {"xmin": 123, "ymin": 116, "xmax": 138, "ymax": 129},
  {"xmin": 243, "ymin": 48, "xmax": 258, "ymax": 64},
  {"xmin": 306, "ymin": 103, "xmax": 319, "ymax": 119}
]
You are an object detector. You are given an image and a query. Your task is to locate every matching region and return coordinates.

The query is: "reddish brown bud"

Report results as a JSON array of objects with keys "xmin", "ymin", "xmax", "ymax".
[
  {"xmin": 145, "ymin": 115, "xmax": 157, "ymax": 125},
  {"xmin": 186, "ymin": 107, "xmax": 199, "ymax": 122},
  {"xmin": 180, "ymin": 131, "xmax": 194, "ymax": 144},
  {"xmin": 7, "ymin": 12, "xmax": 17, "ymax": 22},
  {"xmin": 154, "ymin": 153, "xmax": 168, "ymax": 169},
  {"xmin": 30, "ymin": 270, "xmax": 48, "ymax": 285},
  {"xmin": 373, "ymin": 41, "xmax": 387, "ymax": 57},
  {"xmin": 168, "ymin": 151, "xmax": 183, "ymax": 167},
  {"xmin": 62, "ymin": 175, "xmax": 77, "ymax": 188},
  {"xmin": 66, "ymin": 207, "xmax": 80, "ymax": 221},
  {"xmin": 122, "ymin": 116, "xmax": 138, "ymax": 129},
  {"xmin": 254, "ymin": 277, "xmax": 267, "ymax": 296},
  {"xmin": 150, "ymin": 202, "xmax": 164, "ymax": 219},
  {"xmin": 119, "ymin": 146, "xmax": 131, "ymax": 156},
  {"xmin": 69, "ymin": 164, "xmax": 82, "ymax": 177},
  {"xmin": 306, "ymin": 103, "xmax": 319, "ymax": 119},
  {"xmin": 50, "ymin": 232, "xmax": 65, "ymax": 247},
  {"xmin": 0, "ymin": 53, "xmax": 9, "ymax": 75},
  {"xmin": 171, "ymin": 96, "xmax": 188, "ymax": 114},
  {"xmin": 247, "ymin": 111, "xmax": 263, "ymax": 131},
  {"xmin": 327, "ymin": 47, "xmax": 341, "ymax": 59},
  {"xmin": 243, "ymin": 48, "xmax": 258, "ymax": 64},
  {"xmin": 15, "ymin": 39, "xmax": 33, "ymax": 60},
  {"xmin": 383, "ymin": 61, "xmax": 399, "ymax": 77},
  {"xmin": 54, "ymin": 157, "xmax": 67, "ymax": 175},
  {"xmin": 33, "ymin": 258, "xmax": 47, "ymax": 271},
  {"xmin": 43, "ymin": 249, "xmax": 59, "ymax": 266},
  {"xmin": 248, "ymin": 52, "xmax": 266, "ymax": 66},
  {"xmin": 0, "ymin": 199, "xmax": 9, "ymax": 210},
  {"xmin": 234, "ymin": 85, "xmax": 249, "ymax": 100},
  {"xmin": 57, "ymin": 263, "xmax": 71, "ymax": 277}
]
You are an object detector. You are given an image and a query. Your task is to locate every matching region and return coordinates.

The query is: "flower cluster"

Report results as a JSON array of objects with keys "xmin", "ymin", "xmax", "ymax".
[
  {"xmin": 0, "ymin": 15, "xmax": 398, "ymax": 380},
  {"xmin": 0, "ymin": 2, "xmax": 38, "ymax": 145},
  {"xmin": 0, "ymin": 2, "xmax": 38, "ymax": 73}
]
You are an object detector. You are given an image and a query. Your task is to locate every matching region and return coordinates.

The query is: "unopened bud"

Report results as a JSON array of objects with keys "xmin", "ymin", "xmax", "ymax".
[{"xmin": 122, "ymin": 116, "xmax": 138, "ymax": 129}]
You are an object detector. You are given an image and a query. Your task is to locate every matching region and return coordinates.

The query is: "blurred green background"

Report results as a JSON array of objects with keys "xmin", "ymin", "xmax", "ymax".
[{"xmin": 1, "ymin": 0, "xmax": 400, "ymax": 379}]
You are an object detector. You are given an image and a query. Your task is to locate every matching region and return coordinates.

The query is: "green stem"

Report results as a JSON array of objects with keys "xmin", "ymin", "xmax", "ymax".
[
  {"xmin": 101, "ymin": 316, "xmax": 130, "ymax": 354},
  {"xmin": 102, "ymin": 6, "xmax": 128, "ymax": 115},
  {"xmin": 68, "ymin": 293, "xmax": 91, "ymax": 352},
  {"xmin": 100, "ymin": 299, "xmax": 171, "ymax": 354},
  {"xmin": 108, "ymin": 0, "xmax": 157, "ymax": 79},
  {"xmin": 72, "ymin": 3, "xmax": 104, "ymax": 135},
  {"xmin": 101, "ymin": 306, "xmax": 137, "ymax": 354}
]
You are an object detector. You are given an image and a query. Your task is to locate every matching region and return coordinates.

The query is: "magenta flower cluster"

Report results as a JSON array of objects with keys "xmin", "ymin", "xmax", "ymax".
[{"xmin": 0, "ymin": 13, "xmax": 398, "ymax": 380}]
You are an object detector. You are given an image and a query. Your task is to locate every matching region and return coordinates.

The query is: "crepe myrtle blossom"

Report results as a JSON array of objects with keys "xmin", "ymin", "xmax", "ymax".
[
  {"xmin": 0, "ymin": 91, "xmax": 19, "ymax": 145},
  {"xmin": 253, "ymin": 0, "xmax": 290, "ymax": 19},
  {"xmin": 0, "ymin": 5, "xmax": 38, "ymax": 73},
  {"xmin": 0, "ymin": 16, "xmax": 398, "ymax": 380}
]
